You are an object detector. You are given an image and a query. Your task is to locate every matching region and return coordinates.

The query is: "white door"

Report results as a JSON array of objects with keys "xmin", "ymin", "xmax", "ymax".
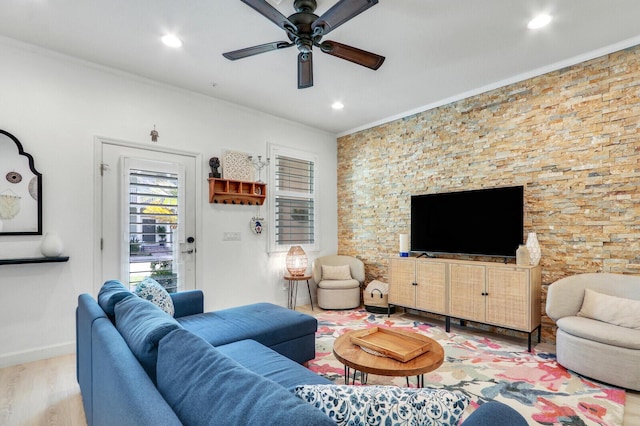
[{"xmin": 98, "ymin": 139, "xmax": 199, "ymax": 292}]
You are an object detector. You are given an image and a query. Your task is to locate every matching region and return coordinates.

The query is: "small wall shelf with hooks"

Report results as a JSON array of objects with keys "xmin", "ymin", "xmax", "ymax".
[{"xmin": 208, "ymin": 178, "xmax": 266, "ymax": 205}]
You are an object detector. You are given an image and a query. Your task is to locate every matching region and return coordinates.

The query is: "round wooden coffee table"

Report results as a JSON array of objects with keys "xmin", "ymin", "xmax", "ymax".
[{"xmin": 332, "ymin": 328, "xmax": 444, "ymax": 387}]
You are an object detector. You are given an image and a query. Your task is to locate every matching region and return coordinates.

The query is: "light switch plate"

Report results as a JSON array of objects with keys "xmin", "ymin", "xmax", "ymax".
[{"xmin": 223, "ymin": 232, "xmax": 241, "ymax": 241}]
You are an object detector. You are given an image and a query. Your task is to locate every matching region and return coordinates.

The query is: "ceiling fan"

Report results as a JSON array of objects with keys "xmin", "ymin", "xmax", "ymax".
[{"xmin": 223, "ymin": 0, "xmax": 385, "ymax": 89}]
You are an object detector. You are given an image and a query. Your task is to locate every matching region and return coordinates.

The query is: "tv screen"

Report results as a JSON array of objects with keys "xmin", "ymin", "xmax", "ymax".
[{"xmin": 411, "ymin": 186, "xmax": 524, "ymax": 257}]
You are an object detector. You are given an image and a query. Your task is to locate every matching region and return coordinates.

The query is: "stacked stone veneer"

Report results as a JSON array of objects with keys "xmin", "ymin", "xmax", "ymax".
[{"xmin": 337, "ymin": 46, "xmax": 640, "ymax": 343}]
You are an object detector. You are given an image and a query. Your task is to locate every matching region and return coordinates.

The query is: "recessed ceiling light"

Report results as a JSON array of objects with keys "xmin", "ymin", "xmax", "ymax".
[
  {"xmin": 527, "ymin": 14, "xmax": 552, "ymax": 30},
  {"xmin": 161, "ymin": 34, "xmax": 183, "ymax": 48},
  {"xmin": 332, "ymin": 101, "xmax": 344, "ymax": 110}
]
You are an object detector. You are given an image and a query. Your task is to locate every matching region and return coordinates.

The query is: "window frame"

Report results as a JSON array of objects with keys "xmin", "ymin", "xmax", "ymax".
[{"xmin": 268, "ymin": 144, "xmax": 319, "ymax": 253}]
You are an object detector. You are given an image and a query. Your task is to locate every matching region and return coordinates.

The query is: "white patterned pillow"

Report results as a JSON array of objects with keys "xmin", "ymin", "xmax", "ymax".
[
  {"xmin": 294, "ymin": 385, "xmax": 469, "ymax": 426},
  {"xmin": 135, "ymin": 277, "xmax": 175, "ymax": 316},
  {"xmin": 322, "ymin": 264, "xmax": 352, "ymax": 280}
]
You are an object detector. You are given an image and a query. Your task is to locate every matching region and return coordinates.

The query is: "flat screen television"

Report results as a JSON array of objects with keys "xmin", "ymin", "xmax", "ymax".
[{"xmin": 411, "ymin": 186, "xmax": 524, "ymax": 258}]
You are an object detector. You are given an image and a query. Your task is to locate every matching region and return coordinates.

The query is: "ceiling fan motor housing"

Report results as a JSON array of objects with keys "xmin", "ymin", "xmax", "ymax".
[{"xmin": 293, "ymin": 0, "xmax": 317, "ymax": 13}]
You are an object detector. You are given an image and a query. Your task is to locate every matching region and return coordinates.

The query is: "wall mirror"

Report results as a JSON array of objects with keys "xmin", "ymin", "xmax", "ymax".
[{"xmin": 0, "ymin": 129, "xmax": 42, "ymax": 235}]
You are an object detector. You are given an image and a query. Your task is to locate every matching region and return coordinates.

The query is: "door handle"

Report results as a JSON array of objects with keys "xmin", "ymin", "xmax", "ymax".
[{"xmin": 181, "ymin": 249, "xmax": 195, "ymax": 254}]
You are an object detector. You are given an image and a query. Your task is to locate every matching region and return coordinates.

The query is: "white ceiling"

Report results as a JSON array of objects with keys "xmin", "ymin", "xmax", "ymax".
[{"xmin": 1, "ymin": 0, "xmax": 639, "ymax": 135}]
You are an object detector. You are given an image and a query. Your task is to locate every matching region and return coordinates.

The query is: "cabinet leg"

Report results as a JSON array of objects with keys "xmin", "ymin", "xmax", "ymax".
[{"xmin": 445, "ymin": 316, "xmax": 450, "ymax": 332}]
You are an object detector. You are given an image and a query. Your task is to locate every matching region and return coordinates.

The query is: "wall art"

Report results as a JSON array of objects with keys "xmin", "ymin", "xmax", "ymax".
[
  {"xmin": 222, "ymin": 150, "xmax": 254, "ymax": 181},
  {"xmin": 0, "ymin": 130, "xmax": 42, "ymax": 235}
]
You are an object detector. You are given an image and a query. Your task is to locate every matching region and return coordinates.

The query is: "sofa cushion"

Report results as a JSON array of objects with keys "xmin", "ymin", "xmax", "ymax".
[
  {"xmin": 316, "ymin": 278, "xmax": 360, "ymax": 290},
  {"xmin": 97, "ymin": 279, "xmax": 132, "ymax": 317},
  {"xmin": 135, "ymin": 277, "xmax": 175, "ymax": 316},
  {"xmin": 294, "ymin": 384, "xmax": 469, "ymax": 426},
  {"xmin": 115, "ymin": 295, "xmax": 182, "ymax": 384},
  {"xmin": 577, "ymin": 289, "xmax": 640, "ymax": 329},
  {"xmin": 217, "ymin": 339, "xmax": 332, "ymax": 390},
  {"xmin": 176, "ymin": 302, "xmax": 317, "ymax": 348},
  {"xmin": 322, "ymin": 264, "xmax": 352, "ymax": 280},
  {"xmin": 556, "ymin": 316, "xmax": 640, "ymax": 350},
  {"xmin": 156, "ymin": 328, "xmax": 335, "ymax": 426}
]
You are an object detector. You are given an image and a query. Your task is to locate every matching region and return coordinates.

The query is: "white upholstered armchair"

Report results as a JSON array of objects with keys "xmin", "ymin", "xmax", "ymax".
[{"xmin": 312, "ymin": 255, "xmax": 365, "ymax": 310}]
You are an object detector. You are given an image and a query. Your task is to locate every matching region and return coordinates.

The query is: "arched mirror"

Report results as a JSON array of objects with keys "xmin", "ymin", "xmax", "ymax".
[{"xmin": 0, "ymin": 129, "xmax": 42, "ymax": 235}]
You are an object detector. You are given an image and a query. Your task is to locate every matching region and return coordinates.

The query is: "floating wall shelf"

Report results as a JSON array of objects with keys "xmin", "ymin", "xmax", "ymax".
[
  {"xmin": 208, "ymin": 178, "xmax": 266, "ymax": 205},
  {"xmin": 0, "ymin": 256, "xmax": 69, "ymax": 265}
]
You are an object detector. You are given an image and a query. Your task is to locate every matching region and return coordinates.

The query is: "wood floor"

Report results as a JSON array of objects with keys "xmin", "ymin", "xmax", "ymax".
[{"xmin": 0, "ymin": 304, "xmax": 637, "ymax": 426}]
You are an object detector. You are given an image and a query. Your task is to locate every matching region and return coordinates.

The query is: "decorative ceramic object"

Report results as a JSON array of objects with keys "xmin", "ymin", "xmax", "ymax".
[
  {"xmin": 250, "ymin": 216, "xmax": 264, "ymax": 235},
  {"xmin": 40, "ymin": 232, "xmax": 63, "ymax": 257},
  {"xmin": 526, "ymin": 232, "xmax": 541, "ymax": 266},
  {"xmin": 516, "ymin": 244, "xmax": 530, "ymax": 266},
  {"xmin": 399, "ymin": 233, "xmax": 409, "ymax": 257}
]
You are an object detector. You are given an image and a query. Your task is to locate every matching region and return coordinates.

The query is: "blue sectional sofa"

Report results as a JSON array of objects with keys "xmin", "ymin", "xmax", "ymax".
[
  {"xmin": 76, "ymin": 280, "xmax": 528, "ymax": 425},
  {"xmin": 77, "ymin": 280, "xmax": 333, "ymax": 425}
]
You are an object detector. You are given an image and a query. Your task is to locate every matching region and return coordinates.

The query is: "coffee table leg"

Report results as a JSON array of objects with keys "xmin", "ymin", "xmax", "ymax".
[{"xmin": 344, "ymin": 365, "xmax": 349, "ymax": 385}]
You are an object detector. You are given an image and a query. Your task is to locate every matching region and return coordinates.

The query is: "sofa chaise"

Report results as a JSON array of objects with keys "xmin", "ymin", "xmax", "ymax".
[
  {"xmin": 546, "ymin": 272, "xmax": 640, "ymax": 391},
  {"xmin": 76, "ymin": 280, "xmax": 527, "ymax": 425}
]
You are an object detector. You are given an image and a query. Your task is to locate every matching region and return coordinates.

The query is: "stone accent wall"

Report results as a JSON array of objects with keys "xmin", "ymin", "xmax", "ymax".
[{"xmin": 337, "ymin": 46, "xmax": 640, "ymax": 343}]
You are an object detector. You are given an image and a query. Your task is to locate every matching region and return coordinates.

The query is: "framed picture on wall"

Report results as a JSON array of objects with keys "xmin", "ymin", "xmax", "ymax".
[
  {"xmin": 222, "ymin": 150, "xmax": 254, "ymax": 181},
  {"xmin": 0, "ymin": 130, "xmax": 42, "ymax": 235}
]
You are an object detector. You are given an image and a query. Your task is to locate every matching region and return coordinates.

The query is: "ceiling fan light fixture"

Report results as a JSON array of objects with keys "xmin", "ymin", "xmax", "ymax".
[
  {"xmin": 527, "ymin": 14, "xmax": 552, "ymax": 30},
  {"xmin": 161, "ymin": 34, "xmax": 183, "ymax": 48}
]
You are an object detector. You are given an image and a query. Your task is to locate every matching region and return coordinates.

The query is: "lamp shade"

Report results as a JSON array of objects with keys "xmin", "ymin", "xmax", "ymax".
[{"xmin": 286, "ymin": 246, "xmax": 308, "ymax": 276}]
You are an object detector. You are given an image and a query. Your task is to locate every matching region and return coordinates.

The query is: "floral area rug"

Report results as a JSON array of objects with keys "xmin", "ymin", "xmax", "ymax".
[{"xmin": 307, "ymin": 309, "xmax": 625, "ymax": 426}]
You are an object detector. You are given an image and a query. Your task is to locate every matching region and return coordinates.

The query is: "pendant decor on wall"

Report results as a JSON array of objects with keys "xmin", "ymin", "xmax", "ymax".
[
  {"xmin": 6, "ymin": 171, "xmax": 22, "ymax": 183},
  {"xmin": 526, "ymin": 232, "xmax": 541, "ymax": 266},
  {"xmin": 0, "ymin": 189, "xmax": 21, "ymax": 220},
  {"xmin": 250, "ymin": 216, "xmax": 264, "ymax": 235},
  {"xmin": 0, "ymin": 129, "xmax": 42, "ymax": 235}
]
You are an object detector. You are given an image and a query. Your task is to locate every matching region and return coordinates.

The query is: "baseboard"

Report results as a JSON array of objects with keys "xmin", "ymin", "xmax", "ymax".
[{"xmin": 0, "ymin": 341, "xmax": 75, "ymax": 369}]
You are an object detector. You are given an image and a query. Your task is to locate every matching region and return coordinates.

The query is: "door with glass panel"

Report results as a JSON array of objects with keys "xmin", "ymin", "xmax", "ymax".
[{"xmin": 99, "ymin": 140, "xmax": 198, "ymax": 292}]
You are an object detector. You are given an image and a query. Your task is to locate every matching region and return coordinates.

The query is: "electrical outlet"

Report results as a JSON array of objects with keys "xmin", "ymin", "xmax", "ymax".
[{"xmin": 223, "ymin": 232, "xmax": 241, "ymax": 241}]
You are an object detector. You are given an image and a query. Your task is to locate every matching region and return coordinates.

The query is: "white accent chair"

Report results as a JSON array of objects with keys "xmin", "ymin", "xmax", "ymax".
[
  {"xmin": 312, "ymin": 255, "xmax": 365, "ymax": 310},
  {"xmin": 546, "ymin": 273, "xmax": 640, "ymax": 391}
]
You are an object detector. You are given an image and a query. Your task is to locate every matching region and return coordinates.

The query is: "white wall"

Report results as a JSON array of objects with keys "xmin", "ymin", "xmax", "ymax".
[{"xmin": 0, "ymin": 37, "xmax": 338, "ymax": 367}]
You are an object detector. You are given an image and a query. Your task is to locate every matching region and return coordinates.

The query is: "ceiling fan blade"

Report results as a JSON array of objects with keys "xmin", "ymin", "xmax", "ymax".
[
  {"xmin": 298, "ymin": 52, "xmax": 313, "ymax": 89},
  {"xmin": 312, "ymin": 0, "xmax": 378, "ymax": 37},
  {"xmin": 223, "ymin": 41, "xmax": 293, "ymax": 60},
  {"xmin": 241, "ymin": 0, "xmax": 297, "ymax": 35},
  {"xmin": 319, "ymin": 41, "xmax": 385, "ymax": 70}
]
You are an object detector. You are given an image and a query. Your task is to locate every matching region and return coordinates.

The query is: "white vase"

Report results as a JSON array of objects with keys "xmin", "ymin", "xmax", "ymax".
[
  {"xmin": 516, "ymin": 245, "xmax": 530, "ymax": 266},
  {"xmin": 40, "ymin": 232, "xmax": 64, "ymax": 257},
  {"xmin": 526, "ymin": 232, "xmax": 541, "ymax": 266}
]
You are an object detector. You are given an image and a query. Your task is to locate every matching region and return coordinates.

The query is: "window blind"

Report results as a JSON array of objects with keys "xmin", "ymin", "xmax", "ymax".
[{"xmin": 274, "ymin": 155, "xmax": 315, "ymax": 245}]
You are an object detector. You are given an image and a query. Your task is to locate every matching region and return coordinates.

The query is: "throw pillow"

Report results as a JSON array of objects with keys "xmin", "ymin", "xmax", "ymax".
[
  {"xmin": 322, "ymin": 264, "xmax": 352, "ymax": 280},
  {"xmin": 294, "ymin": 384, "xmax": 469, "ymax": 426},
  {"xmin": 577, "ymin": 289, "xmax": 640, "ymax": 329},
  {"xmin": 114, "ymin": 294, "xmax": 182, "ymax": 384},
  {"xmin": 156, "ymin": 328, "xmax": 335, "ymax": 426},
  {"xmin": 97, "ymin": 279, "xmax": 133, "ymax": 316},
  {"xmin": 135, "ymin": 277, "xmax": 175, "ymax": 316}
]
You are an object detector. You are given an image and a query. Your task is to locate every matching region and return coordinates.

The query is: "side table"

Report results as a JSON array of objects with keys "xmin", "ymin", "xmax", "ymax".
[{"xmin": 284, "ymin": 275, "xmax": 313, "ymax": 311}]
